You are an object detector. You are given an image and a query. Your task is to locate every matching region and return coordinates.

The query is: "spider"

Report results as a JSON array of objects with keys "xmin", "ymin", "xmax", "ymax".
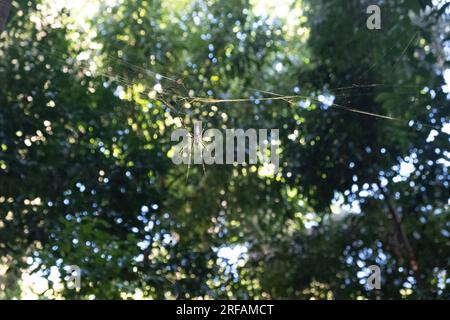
[{"xmin": 177, "ymin": 120, "xmax": 208, "ymax": 181}]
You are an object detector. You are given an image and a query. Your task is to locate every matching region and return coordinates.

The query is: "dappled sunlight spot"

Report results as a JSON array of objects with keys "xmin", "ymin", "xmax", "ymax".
[
  {"xmin": 250, "ymin": 0, "xmax": 308, "ymax": 38},
  {"xmin": 257, "ymin": 162, "xmax": 276, "ymax": 177},
  {"xmin": 46, "ymin": 0, "xmax": 102, "ymax": 29},
  {"xmin": 216, "ymin": 245, "xmax": 248, "ymax": 274},
  {"xmin": 19, "ymin": 265, "xmax": 64, "ymax": 299},
  {"xmin": 166, "ymin": 146, "xmax": 176, "ymax": 160},
  {"xmin": 442, "ymin": 69, "xmax": 450, "ymax": 93},
  {"xmin": 399, "ymin": 161, "xmax": 416, "ymax": 177},
  {"xmin": 426, "ymin": 129, "xmax": 439, "ymax": 142},
  {"xmin": 442, "ymin": 122, "xmax": 450, "ymax": 135}
]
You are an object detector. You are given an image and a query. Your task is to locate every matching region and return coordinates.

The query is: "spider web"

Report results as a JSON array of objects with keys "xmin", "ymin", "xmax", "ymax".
[{"xmin": 0, "ymin": 0, "xmax": 448, "ymax": 182}]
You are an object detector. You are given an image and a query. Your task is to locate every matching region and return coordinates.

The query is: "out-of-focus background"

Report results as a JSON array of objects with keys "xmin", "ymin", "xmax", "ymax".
[{"xmin": 0, "ymin": 0, "xmax": 449, "ymax": 299}]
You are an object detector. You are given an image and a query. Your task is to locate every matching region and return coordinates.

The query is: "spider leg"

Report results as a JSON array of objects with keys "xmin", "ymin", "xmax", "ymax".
[
  {"xmin": 186, "ymin": 141, "xmax": 193, "ymax": 182},
  {"xmin": 178, "ymin": 144, "xmax": 187, "ymax": 159},
  {"xmin": 177, "ymin": 130, "xmax": 193, "ymax": 158},
  {"xmin": 198, "ymin": 122, "xmax": 209, "ymax": 176},
  {"xmin": 200, "ymin": 141, "xmax": 208, "ymax": 176},
  {"xmin": 201, "ymin": 158, "xmax": 206, "ymax": 176}
]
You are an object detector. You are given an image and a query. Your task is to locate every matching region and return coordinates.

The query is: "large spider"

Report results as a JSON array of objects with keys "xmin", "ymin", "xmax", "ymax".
[{"xmin": 177, "ymin": 120, "xmax": 208, "ymax": 181}]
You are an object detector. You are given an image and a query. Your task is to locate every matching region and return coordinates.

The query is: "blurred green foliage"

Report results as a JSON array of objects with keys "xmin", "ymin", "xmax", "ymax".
[{"xmin": 0, "ymin": 0, "xmax": 449, "ymax": 299}]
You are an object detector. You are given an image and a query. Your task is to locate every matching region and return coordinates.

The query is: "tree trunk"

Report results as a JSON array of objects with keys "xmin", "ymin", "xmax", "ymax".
[
  {"xmin": 0, "ymin": 0, "xmax": 12, "ymax": 31},
  {"xmin": 380, "ymin": 187, "xmax": 427, "ymax": 297}
]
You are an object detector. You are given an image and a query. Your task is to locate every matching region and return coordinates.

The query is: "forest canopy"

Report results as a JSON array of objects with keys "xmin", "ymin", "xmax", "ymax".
[{"xmin": 0, "ymin": 0, "xmax": 449, "ymax": 299}]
